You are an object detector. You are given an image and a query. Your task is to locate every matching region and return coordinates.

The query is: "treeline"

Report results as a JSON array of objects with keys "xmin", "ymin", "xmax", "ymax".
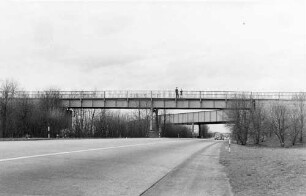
[
  {"xmin": 0, "ymin": 80, "xmax": 69, "ymax": 138},
  {"xmin": 0, "ymin": 79, "xmax": 192, "ymax": 138},
  {"xmin": 66, "ymin": 109, "xmax": 193, "ymax": 138},
  {"xmin": 226, "ymin": 94, "xmax": 305, "ymax": 147},
  {"xmin": 66, "ymin": 109, "xmax": 149, "ymax": 138},
  {"xmin": 161, "ymin": 123, "xmax": 193, "ymax": 138}
]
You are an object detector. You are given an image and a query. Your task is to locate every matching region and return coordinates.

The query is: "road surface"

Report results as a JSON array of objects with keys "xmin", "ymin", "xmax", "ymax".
[{"xmin": 0, "ymin": 138, "xmax": 232, "ymax": 196}]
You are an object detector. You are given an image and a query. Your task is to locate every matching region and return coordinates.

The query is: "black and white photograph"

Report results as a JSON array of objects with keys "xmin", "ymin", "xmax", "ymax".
[{"xmin": 0, "ymin": 0, "xmax": 305, "ymax": 195}]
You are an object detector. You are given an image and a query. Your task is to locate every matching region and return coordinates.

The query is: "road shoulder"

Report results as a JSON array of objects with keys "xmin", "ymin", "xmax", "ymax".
[{"xmin": 142, "ymin": 141, "xmax": 233, "ymax": 196}]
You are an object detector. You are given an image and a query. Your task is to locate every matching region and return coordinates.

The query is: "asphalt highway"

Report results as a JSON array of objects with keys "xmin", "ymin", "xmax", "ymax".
[{"xmin": 0, "ymin": 138, "xmax": 232, "ymax": 196}]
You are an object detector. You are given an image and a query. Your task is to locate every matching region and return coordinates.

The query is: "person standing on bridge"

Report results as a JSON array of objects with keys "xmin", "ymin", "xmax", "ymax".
[
  {"xmin": 175, "ymin": 87, "xmax": 179, "ymax": 98},
  {"xmin": 180, "ymin": 89, "xmax": 183, "ymax": 98}
]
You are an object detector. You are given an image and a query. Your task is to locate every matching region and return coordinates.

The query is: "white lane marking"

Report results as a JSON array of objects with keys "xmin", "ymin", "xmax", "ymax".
[{"xmin": 0, "ymin": 140, "xmax": 179, "ymax": 162}]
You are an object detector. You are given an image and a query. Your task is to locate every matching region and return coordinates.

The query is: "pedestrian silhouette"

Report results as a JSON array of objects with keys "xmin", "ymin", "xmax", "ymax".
[
  {"xmin": 180, "ymin": 89, "xmax": 183, "ymax": 97},
  {"xmin": 175, "ymin": 87, "xmax": 179, "ymax": 98}
]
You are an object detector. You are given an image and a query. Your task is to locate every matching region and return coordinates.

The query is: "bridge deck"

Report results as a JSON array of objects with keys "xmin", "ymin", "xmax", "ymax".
[
  {"xmin": 160, "ymin": 110, "xmax": 229, "ymax": 125},
  {"xmin": 62, "ymin": 98, "xmax": 228, "ymax": 109},
  {"xmin": 11, "ymin": 90, "xmax": 304, "ymax": 109},
  {"xmin": 14, "ymin": 90, "xmax": 302, "ymax": 100}
]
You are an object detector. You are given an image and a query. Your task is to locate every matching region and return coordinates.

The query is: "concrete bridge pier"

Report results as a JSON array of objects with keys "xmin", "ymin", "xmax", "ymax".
[
  {"xmin": 198, "ymin": 124, "xmax": 203, "ymax": 138},
  {"xmin": 155, "ymin": 109, "xmax": 159, "ymax": 137},
  {"xmin": 148, "ymin": 108, "xmax": 159, "ymax": 137},
  {"xmin": 149, "ymin": 108, "xmax": 153, "ymax": 132},
  {"xmin": 65, "ymin": 109, "xmax": 73, "ymax": 130},
  {"xmin": 191, "ymin": 123, "xmax": 195, "ymax": 137}
]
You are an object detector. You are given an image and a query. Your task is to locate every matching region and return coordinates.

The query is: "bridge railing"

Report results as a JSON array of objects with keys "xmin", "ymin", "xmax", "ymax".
[{"xmin": 12, "ymin": 90, "xmax": 305, "ymax": 100}]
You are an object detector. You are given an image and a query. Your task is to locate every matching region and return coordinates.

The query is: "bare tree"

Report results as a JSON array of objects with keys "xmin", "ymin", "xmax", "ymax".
[
  {"xmin": 73, "ymin": 109, "xmax": 86, "ymax": 137},
  {"xmin": 288, "ymin": 107, "xmax": 300, "ymax": 146},
  {"xmin": 89, "ymin": 109, "xmax": 96, "ymax": 136},
  {"xmin": 0, "ymin": 79, "xmax": 18, "ymax": 138},
  {"xmin": 14, "ymin": 92, "xmax": 33, "ymax": 137},
  {"xmin": 226, "ymin": 94, "xmax": 252, "ymax": 145},
  {"xmin": 93, "ymin": 109, "xmax": 108, "ymax": 137},
  {"xmin": 38, "ymin": 88, "xmax": 68, "ymax": 137},
  {"xmin": 268, "ymin": 102, "xmax": 290, "ymax": 147},
  {"xmin": 294, "ymin": 93, "xmax": 305, "ymax": 143},
  {"xmin": 249, "ymin": 101, "xmax": 268, "ymax": 144},
  {"xmin": 129, "ymin": 100, "xmax": 150, "ymax": 137}
]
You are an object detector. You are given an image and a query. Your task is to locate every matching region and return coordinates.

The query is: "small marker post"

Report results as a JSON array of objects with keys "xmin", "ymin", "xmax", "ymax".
[
  {"xmin": 228, "ymin": 137, "xmax": 231, "ymax": 153},
  {"xmin": 48, "ymin": 126, "xmax": 50, "ymax": 139}
]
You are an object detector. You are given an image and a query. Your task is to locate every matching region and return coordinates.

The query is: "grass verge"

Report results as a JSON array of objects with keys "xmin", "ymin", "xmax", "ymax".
[
  {"xmin": 0, "ymin": 138, "xmax": 52, "ymax": 141},
  {"xmin": 220, "ymin": 142, "xmax": 306, "ymax": 196}
]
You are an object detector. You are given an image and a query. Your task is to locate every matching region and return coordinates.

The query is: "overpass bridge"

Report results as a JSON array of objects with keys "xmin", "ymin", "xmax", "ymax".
[
  {"xmin": 14, "ymin": 90, "xmax": 304, "ymax": 137},
  {"xmin": 16, "ymin": 90, "xmax": 300, "ymax": 110},
  {"xmin": 160, "ymin": 110, "xmax": 230, "ymax": 138},
  {"xmin": 160, "ymin": 110, "xmax": 229, "ymax": 125}
]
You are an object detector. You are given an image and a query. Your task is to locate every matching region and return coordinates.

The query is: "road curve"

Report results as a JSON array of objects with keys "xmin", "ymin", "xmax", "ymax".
[{"xmin": 0, "ymin": 138, "xmax": 232, "ymax": 196}]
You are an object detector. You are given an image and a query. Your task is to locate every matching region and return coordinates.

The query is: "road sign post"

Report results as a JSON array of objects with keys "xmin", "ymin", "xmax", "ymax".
[
  {"xmin": 48, "ymin": 126, "xmax": 50, "ymax": 139},
  {"xmin": 228, "ymin": 137, "xmax": 231, "ymax": 153}
]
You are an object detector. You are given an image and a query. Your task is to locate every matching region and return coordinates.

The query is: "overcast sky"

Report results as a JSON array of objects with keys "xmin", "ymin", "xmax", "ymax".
[{"xmin": 0, "ymin": 0, "xmax": 305, "ymax": 92}]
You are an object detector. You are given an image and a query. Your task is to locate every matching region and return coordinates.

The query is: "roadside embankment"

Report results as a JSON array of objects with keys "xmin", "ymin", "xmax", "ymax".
[
  {"xmin": 220, "ymin": 142, "xmax": 306, "ymax": 196},
  {"xmin": 0, "ymin": 138, "xmax": 52, "ymax": 141}
]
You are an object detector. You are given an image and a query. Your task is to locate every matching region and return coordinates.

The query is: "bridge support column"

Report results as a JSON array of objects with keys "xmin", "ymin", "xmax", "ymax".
[
  {"xmin": 191, "ymin": 123, "xmax": 194, "ymax": 138},
  {"xmin": 149, "ymin": 108, "xmax": 153, "ymax": 132},
  {"xmin": 154, "ymin": 109, "xmax": 159, "ymax": 137},
  {"xmin": 149, "ymin": 108, "xmax": 156, "ymax": 137},
  {"xmin": 198, "ymin": 124, "xmax": 203, "ymax": 138},
  {"xmin": 66, "ymin": 109, "xmax": 73, "ymax": 130},
  {"xmin": 148, "ymin": 108, "xmax": 159, "ymax": 138}
]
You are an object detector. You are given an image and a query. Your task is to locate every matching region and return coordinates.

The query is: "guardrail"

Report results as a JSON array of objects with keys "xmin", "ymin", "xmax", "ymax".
[{"xmin": 8, "ymin": 90, "xmax": 306, "ymax": 100}]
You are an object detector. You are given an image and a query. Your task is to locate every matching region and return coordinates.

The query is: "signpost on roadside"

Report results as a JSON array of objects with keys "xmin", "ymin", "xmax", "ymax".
[
  {"xmin": 228, "ymin": 137, "xmax": 231, "ymax": 153},
  {"xmin": 48, "ymin": 126, "xmax": 50, "ymax": 139}
]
